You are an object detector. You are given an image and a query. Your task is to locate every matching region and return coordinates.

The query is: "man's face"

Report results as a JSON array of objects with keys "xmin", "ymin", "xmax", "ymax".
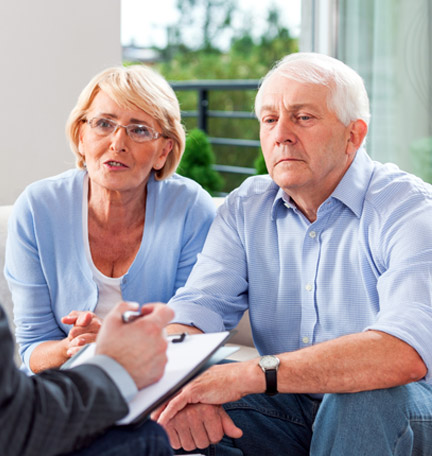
[{"xmin": 258, "ymin": 74, "xmax": 355, "ymax": 203}]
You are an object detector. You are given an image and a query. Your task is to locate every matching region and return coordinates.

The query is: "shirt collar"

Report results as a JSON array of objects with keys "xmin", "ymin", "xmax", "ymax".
[
  {"xmin": 331, "ymin": 148, "xmax": 374, "ymax": 218},
  {"xmin": 271, "ymin": 148, "xmax": 375, "ymax": 220}
]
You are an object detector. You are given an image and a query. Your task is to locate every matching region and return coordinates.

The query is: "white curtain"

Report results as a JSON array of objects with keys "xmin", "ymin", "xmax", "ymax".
[{"xmin": 337, "ymin": 0, "xmax": 432, "ymax": 181}]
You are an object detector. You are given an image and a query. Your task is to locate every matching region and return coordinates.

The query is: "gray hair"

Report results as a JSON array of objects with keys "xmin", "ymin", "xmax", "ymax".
[{"xmin": 255, "ymin": 52, "xmax": 370, "ymax": 127}]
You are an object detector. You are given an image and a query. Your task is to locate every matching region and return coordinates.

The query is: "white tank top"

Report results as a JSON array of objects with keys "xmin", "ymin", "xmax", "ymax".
[{"xmin": 82, "ymin": 175, "xmax": 123, "ymax": 319}]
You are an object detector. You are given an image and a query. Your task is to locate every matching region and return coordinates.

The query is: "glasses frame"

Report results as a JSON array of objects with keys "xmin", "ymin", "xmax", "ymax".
[{"xmin": 85, "ymin": 117, "xmax": 166, "ymax": 143}]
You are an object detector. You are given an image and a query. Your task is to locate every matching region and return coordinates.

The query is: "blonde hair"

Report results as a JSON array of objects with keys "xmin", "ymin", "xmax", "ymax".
[{"xmin": 66, "ymin": 65, "xmax": 185, "ymax": 180}]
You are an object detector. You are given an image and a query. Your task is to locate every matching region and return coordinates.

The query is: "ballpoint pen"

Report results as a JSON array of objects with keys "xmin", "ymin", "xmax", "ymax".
[
  {"xmin": 121, "ymin": 310, "xmax": 142, "ymax": 323},
  {"xmin": 122, "ymin": 309, "xmax": 186, "ymax": 343}
]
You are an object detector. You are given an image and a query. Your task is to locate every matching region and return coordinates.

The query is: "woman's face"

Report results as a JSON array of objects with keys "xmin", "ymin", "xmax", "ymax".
[{"xmin": 79, "ymin": 90, "xmax": 173, "ymax": 197}]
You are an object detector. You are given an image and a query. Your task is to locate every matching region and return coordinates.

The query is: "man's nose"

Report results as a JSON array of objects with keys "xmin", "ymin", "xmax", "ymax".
[{"xmin": 275, "ymin": 120, "xmax": 296, "ymax": 145}]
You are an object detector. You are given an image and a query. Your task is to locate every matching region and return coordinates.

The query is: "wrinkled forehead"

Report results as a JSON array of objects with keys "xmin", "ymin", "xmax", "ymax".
[{"xmin": 257, "ymin": 73, "xmax": 331, "ymax": 116}]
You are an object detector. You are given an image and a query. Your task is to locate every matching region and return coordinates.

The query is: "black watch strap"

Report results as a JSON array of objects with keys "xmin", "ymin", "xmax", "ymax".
[
  {"xmin": 264, "ymin": 368, "xmax": 278, "ymax": 396},
  {"xmin": 259, "ymin": 355, "xmax": 280, "ymax": 396}
]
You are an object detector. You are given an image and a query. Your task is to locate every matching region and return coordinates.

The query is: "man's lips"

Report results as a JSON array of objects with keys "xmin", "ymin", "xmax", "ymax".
[{"xmin": 275, "ymin": 157, "xmax": 303, "ymax": 166}]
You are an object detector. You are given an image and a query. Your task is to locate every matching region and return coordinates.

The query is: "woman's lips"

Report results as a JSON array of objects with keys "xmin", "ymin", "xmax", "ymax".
[{"xmin": 104, "ymin": 160, "xmax": 128, "ymax": 168}]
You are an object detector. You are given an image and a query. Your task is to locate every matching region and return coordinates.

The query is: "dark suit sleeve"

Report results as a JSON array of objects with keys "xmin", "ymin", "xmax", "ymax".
[{"xmin": 0, "ymin": 306, "xmax": 129, "ymax": 456}]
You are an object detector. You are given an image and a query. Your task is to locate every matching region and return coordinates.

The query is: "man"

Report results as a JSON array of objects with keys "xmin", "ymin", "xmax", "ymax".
[
  {"xmin": 153, "ymin": 53, "xmax": 432, "ymax": 455},
  {"xmin": 0, "ymin": 300, "xmax": 174, "ymax": 456}
]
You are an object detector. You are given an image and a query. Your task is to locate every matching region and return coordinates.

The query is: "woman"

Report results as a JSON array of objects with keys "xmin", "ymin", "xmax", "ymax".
[{"xmin": 5, "ymin": 65, "xmax": 216, "ymax": 373}]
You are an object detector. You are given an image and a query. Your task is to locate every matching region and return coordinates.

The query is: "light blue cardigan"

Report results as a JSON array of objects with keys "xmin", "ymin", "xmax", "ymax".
[{"xmin": 5, "ymin": 169, "xmax": 216, "ymax": 370}]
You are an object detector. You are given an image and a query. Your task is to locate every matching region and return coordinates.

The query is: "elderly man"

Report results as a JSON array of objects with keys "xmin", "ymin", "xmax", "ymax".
[
  {"xmin": 0, "ymin": 301, "xmax": 174, "ymax": 456},
  {"xmin": 154, "ymin": 53, "xmax": 432, "ymax": 455}
]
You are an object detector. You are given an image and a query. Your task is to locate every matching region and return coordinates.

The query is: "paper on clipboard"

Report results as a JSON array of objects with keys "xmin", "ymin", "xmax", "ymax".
[{"xmin": 64, "ymin": 331, "xmax": 238, "ymax": 425}]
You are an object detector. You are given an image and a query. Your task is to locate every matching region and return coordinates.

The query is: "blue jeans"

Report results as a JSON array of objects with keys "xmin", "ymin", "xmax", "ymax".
[
  {"xmin": 65, "ymin": 419, "xmax": 173, "ymax": 456},
  {"xmin": 181, "ymin": 382, "xmax": 432, "ymax": 455}
]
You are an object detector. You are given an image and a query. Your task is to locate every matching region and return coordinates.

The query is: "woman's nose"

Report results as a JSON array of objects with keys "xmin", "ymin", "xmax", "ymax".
[{"xmin": 110, "ymin": 125, "xmax": 128, "ymax": 151}]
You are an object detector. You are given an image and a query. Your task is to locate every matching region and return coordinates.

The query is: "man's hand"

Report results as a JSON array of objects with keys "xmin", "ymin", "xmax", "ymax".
[
  {"xmin": 154, "ymin": 361, "xmax": 259, "ymax": 423},
  {"xmin": 95, "ymin": 301, "xmax": 174, "ymax": 390},
  {"xmin": 156, "ymin": 404, "xmax": 242, "ymax": 451},
  {"xmin": 151, "ymin": 361, "xmax": 259, "ymax": 449}
]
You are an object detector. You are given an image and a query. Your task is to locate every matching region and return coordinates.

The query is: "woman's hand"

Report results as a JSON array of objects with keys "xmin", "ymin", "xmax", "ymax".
[{"xmin": 61, "ymin": 311, "xmax": 103, "ymax": 357}]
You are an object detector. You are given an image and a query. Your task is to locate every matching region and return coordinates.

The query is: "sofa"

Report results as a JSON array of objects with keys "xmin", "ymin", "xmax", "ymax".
[{"xmin": 0, "ymin": 202, "xmax": 258, "ymax": 367}]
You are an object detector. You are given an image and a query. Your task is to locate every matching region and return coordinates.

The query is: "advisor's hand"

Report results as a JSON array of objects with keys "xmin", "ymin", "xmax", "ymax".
[{"xmin": 96, "ymin": 301, "xmax": 174, "ymax": 390}]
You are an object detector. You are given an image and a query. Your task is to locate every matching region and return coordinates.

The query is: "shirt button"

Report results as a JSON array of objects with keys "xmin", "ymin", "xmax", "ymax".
[
  {"xmin": 309, "ymin": 231, "xmax": 317, "ymax": 238},
  {"xmin": 302, "ymin": 336, "xmax": 310, "ymax": 344},
  {"xmin": 305, "ymin": 283, "xmax": 313, "ymax": 292}
]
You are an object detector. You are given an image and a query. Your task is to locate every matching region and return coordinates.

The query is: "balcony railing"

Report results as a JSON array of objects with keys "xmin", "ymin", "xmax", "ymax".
[{"xmin": 170, "ymin": 79, "xmax": 261, "ymax": 177}]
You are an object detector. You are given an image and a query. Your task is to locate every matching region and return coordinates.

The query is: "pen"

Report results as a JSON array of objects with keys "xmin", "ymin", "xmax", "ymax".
[{"xmin": 121, "ymin": 310, "xmax": 142, "ymax": 323}]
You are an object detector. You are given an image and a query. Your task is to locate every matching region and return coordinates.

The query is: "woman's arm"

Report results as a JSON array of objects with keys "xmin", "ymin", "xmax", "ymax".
[{"xmin": 30, "ymin": 311, "xmax": 103, "ymax": 373}]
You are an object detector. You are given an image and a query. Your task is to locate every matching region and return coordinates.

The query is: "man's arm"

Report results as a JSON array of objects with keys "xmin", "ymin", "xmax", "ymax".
[
  {"xmin": 0, "ymin": 307, "xmax": 126, "ymax": 456},
  {"xmin": 160, "ymin": 329, "xmax": 426, "ymax": 413},
  {"xmin": 154, "ymin": 329, "xmax": 426, "ymax": 450},
  {"xmin": 0, "ymin": 301, "xmax": 173, "ymax": 456},
  {"xmin": 166, "ymin": 323, "xmax": 203, "ymax": 335}
]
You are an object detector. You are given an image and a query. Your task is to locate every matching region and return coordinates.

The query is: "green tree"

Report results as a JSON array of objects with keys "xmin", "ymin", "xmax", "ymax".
[
  {"xmin": 178, "ymin": 128, "xmax": 224, "ymax": 195},
  {"xmin": 151, "ymin": 3, "xmax": 298, "ymax": 193},
  {"xmin": 254, "ymin": 149, "xmax": 268, "ymax": 175},
  {"xmin": 172, "ymin": 0, "xmax": 237, "ymax": 51}
]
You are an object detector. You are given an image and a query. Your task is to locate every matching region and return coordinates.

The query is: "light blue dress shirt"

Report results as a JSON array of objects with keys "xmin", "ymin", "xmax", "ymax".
[
  {"xmin": 169, "ymin": 148, "xmax": 432, "ymax": 383},
  {"xmin": 5, "ymin": 169, "xmax": 216, "ymax": 370}
]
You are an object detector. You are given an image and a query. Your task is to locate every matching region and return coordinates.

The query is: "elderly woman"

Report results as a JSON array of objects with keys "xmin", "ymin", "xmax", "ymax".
[{"xmin": 5, "ymin": 65, "xmax": 216, "ymax": 373}]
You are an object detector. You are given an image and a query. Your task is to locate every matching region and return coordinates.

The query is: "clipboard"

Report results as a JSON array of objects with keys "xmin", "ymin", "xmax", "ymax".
[{"xmin": 63, "ymin": 331, "xmax": 238, "ymax": 425}]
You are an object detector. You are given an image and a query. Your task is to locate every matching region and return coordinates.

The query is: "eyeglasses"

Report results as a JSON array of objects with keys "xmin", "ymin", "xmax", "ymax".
[{"xmin": 86, "ymin": 117, "xmax": 165, "ymax": 143}]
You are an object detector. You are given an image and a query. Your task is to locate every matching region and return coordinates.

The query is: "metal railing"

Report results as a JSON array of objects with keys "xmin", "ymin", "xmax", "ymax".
[{"xmin": 170, "ymin": 79, "xmax": 261, "ymax": 176}]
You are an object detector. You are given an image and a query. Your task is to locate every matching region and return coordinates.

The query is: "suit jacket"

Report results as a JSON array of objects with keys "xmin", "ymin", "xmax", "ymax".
[{"xmin": 0, "ymin": 305, "xmax": 128, "ymax": 456}]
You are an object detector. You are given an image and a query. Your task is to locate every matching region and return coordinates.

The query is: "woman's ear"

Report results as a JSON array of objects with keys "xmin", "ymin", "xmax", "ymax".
[
  {"xmin": 153, "ymin": 138, "xmax": 173, "ymax": 170},
  {"xmin": 78, "ymin": 126, "xmax": 85, "ymax": 158}
]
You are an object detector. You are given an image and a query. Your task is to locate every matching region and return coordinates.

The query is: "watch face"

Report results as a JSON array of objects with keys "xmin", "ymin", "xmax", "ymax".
[{"xmin": 259, "ymin": 355, "xmax": 280, "ymax": 369}]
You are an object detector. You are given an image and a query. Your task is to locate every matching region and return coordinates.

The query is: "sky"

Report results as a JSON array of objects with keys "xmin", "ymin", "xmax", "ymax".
[{"xmin": 121, "ymin": 0, "xmax": 301, "ymax": 49}]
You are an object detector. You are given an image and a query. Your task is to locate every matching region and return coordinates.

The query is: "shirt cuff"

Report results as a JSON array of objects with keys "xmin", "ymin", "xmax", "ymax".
[{"xmin": 84, "ymin": 354, "xmax": 138, "ymax": 402}]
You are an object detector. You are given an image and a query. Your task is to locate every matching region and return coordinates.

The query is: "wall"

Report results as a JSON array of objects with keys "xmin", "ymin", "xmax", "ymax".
[{"xmin": 0, "ymin": 0, "xmax": 121, "ymax": 205}]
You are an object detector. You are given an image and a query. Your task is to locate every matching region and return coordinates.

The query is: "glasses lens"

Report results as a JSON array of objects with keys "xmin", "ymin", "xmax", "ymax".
[
  {"xmin": 89, "ymin": 118, "xmax": 116, "ymax": 135},
  {"xmin": 88, "ymin": 118, "xmax": 159, "ymax": 142},
  {"xmin": 128, "ymin": 124, "xmax": 156, "ymax": 142}
]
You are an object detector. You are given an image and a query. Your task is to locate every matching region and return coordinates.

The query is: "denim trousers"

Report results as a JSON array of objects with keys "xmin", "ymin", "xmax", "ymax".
[
  {"xmin": 179, "ymin": 382, "xmax": 432, "ymax": 456},
  {"xmin": 65, "ymin": 418, "xmax": 173, "ymax": 456}
]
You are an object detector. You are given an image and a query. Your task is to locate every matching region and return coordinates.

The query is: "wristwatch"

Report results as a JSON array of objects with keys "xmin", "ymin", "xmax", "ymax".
[{"xmin": 259, "ymin": 355, "xmax": 280, "ymax": 396}]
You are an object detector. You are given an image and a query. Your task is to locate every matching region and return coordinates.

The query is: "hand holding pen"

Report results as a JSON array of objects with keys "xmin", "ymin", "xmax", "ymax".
[{"xmin": 95, "ymin": 301, "xmax": 174, "ymax": 390}]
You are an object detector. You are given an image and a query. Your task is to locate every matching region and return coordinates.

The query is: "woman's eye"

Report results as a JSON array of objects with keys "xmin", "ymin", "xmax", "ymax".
[
  {"xmin": 132, "ymin": 125, "xmax": 151, "ymax": 137},
  {"xmin": 96, "ymin": 118, "xmax": 113, "ymax": 129}
]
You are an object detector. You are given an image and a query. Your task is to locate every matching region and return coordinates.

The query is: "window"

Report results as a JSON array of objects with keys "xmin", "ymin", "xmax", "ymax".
[{"xmin": 302, "ymin": 0, "xmax": 432, "ymax": 182}]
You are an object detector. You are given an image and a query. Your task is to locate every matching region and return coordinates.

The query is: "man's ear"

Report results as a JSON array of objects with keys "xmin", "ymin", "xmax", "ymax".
[{"xmin": 347, "ymin": 119, "xmax": 368, "ymax": 152}]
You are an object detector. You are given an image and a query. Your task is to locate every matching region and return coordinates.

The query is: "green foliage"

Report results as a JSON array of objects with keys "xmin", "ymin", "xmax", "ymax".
[
  {"xmin": 178, "ymin": 129, "xmax": 224, "ymax": 195},
  {"xmin": 172, "ymin": 0, "xmax": 236, "ymax": 52},
  {"xmin": 410, "ymin": 137, "xmax": 432, "ymax": 183},
  {"xmin": 147, "ymin": 2, "xmax": 299, "ymax": 193},
  {"xmin": 254, "ymin": 149, "xmax": 268, "ymax": 175}
]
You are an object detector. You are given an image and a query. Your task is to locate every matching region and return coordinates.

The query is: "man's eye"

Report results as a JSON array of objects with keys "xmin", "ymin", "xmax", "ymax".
[{"xmin": 298, "ymin": 115, "xmax": 312, "ymax": 122}]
